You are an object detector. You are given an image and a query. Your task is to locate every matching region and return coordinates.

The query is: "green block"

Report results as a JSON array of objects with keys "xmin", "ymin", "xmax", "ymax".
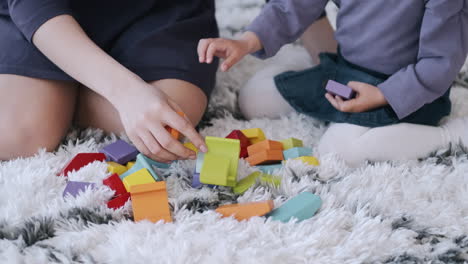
[
  {"xmin": 280, "ymin": 138, "xmax": 303, "ymax": 150},
  {"xmin": 200, "ymin": 154, "xmax": 230, "ymax": 186},
  {"xmin": 120, "ymin": 154, "xmax": 166, "ymax": 181},
  {"xmin": 199, "ymin": 137, "xmax": 240, "ymax": 187},
  {"xmin": 260, "ymin": 174, "xmax": 281, "ymax": 187},
  {"xmin": 233, "ymin": 171, "xmax": 261, "ymax": 194},
  {"xmin": 268, "ymin": 192, "xmax": 322, "ymax": 222}
]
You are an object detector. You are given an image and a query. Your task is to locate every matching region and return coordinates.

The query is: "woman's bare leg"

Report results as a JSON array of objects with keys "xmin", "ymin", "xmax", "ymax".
[{"xmin": 0, "ymin": 75, "xmax": 77, "ymax": 160}]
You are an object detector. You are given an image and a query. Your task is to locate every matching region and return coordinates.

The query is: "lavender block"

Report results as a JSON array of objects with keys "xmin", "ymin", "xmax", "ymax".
[
  {"xmin": 100, "ymin": 140, "xmax": 139, "ymax": 164},
  {"xmin": 325, "ymin": 80, "xmax": 356, "ymax": 100},
  {"xmin": 63, "ymin": 181, "xmax": 96, "ymax": 198},
  {"xmin": 192, "ymin": 172, "xmax": 202, "ymax": 189}
]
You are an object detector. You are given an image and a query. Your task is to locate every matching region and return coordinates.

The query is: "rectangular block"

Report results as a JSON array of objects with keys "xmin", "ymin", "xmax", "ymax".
[
  {"xmin": 280, "ymin": 138, "xmax": 303, "ymax": 150},
  {"xmin": 195, "ymin": 153, "xmax": 205, "ymax": 173},
  {"xmin": 58, "ymin": 153, "xmax": 106, "ymax": 176},
  {"xmin": 130, "ymin": 182, "xmax": 172, "ymax": 223},
  {"xmin": 126, "ymin": 161, "xmax": 135, "ymax": 170},
  {"xmin": 260, "ymin": 174, "xmax": 281, "ymax": 187},
  {"xmin": 120, "ymin": 154, "xmax": 166, "ymax": 181},
  {"xmin": 216, "ymin": 200, "xmax": 274, "ymax": 221},
  {"xmin": 192, "ymin": 172, "xmax": 202, "ymax": 189},
  {"xmin": 63, "ymin": 181, "xmax": 96, "ymax": 198},
  {"xmin": 107, "ymin": 192, "xmax": 130, "ymax": 210},
  {"xmin": 257, "ymin": 164, "xmax": 283, "ymax": 174},
  {"xmin": 268, "ymin": 192, "xmax": 322, "ymax": 222},
  {"xmin": 241, "ymin": 128, "xmax": 266, "ymax": 144},
  {"xmin": 226, "ymin": 130, "xmax": 251, "ymax": 148},
  {"xmin": 103, "ymin": 173, "xmax": 127, "ymax": 197},
  {"xmin": 325, "ymin": 80, "xmax": 356, "ymax": 100},
  {"xmin": 283, "ymin": 147, "xmax": 313, "ymax": 160},
  {"xmin": 165, "ymin": 111, "xmax": 186, "ymax": 140},
  {"xmin": 246, "ymin": 150, "xmax": 284, "ymax": 166},
  {"xmin": 100, "ymin": 140, "xmax": 139, "ymax": 165},
  {"xmin": 122, "ymin": 168, "xmax": 156, "ymax": 192},
  {"xmin": 247, "ymin": 140, "xmax": 283, "ymax": 156},
  {"xmin": 200, "ymin": 154, "xmax": 230, "ymax": 186},
  {"xmin": 183, "ymin": 142, "xmax": 198, "ymax": 153},
  {"xmin": 233, "ymin": 171, "xmax": 261, "ymax": 195},
  {"xmin": 107, "ymin": 162, "xmax": 128, "ymax": 176},
  {"xmin": 294, "ymin": 156, "xmax": 320, "ymax": 166}
]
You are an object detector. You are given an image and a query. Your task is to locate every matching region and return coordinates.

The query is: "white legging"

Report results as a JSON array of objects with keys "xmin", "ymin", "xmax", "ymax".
[{"xmin": 239, "ymin": 63, "xmax": 467, "ymax": 167}]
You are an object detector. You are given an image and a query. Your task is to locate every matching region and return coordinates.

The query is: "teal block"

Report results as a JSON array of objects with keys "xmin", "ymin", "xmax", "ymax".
[
  {"xmin": 195, "ymin": 153, "xmax": 205, "ymax": 173},
  {"xmin": 283, "ymin": 147, "xmax": 312, "ymax": 160},
  {"xmin": 257, "ymin": 164, "xmax": 283, "ymax": 174},
  {"xmin": 120, "ymin": 154, "xmax": 167, "ymax": 181},
  {"xmin": 268, "ymin": 192, "xmax": 322, "ymax": 222}
]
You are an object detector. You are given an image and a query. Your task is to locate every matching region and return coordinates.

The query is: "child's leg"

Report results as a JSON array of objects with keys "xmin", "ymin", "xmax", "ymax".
[
  {"xmin": 318, "ymin": 119, "xmax": 468, "ymax": 167},
  {"xmin": 76, "ymin": 79, "xmax": 207, "ymax": 134},
  {"xmin": 0, "ymin": 75, "xmax": 78, "ymax": 160},
  {"xmin": 300, "ymin": 16, "xmax": 337, "ymax": 64}
]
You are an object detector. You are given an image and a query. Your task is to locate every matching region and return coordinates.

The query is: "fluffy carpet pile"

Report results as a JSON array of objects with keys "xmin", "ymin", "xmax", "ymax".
[{"xmin": 1, "ymin": 1, "xmax": 468, "ymax": 263}]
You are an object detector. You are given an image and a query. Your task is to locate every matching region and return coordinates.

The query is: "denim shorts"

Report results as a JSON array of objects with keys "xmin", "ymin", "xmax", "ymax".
[{"xmin": 275, "ymin": 52, "xmax": 451, "ymax": 127}]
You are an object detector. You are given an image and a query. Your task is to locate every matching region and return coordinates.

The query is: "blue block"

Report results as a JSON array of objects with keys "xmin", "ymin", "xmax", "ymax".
[
  {"xmin": 283, "ymin": 147, "xmax": 312, "ymax": 160},
  {"xmin": 120, "ymin": 154, "xmax": 168, "ymax": 181},
  {"xmin": 195, "ymin": 153, "xmax": 205, "ymax": 173},
  {"xmin": 192, "ymin": 172, "xmax": 202, "ymax": 189},
  {"xmin": 268, "ymin": 192, "xmax": 322, "ymax": 222},
  {"xmin": 257, "ymin": 164, "xmax": 283, "ymax": 174}
]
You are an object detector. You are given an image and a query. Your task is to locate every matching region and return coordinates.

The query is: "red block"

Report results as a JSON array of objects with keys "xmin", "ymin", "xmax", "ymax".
[
  {"xmin": 107, "ymin": 192, "xmax": 131, "ymax": 210},
  {"xmin": 103, "ymin": 173, "xmax": 127, "ymax": 197},
  {"xmin": 226, "ymin": 130, "xmax": 250, "ymax": 159},
  {"xmin": 58, "ymin": 153, "xmax": 106, "ymax": 176}
]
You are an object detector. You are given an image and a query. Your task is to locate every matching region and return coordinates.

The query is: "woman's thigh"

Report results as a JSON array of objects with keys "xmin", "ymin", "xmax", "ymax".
[
  {"xmin": 75, "ymin": 79, "xmax": 208, "ymax": 134},
  {"xmin": 0, "ymin": 74, "xmax": 77, "ymax": 159}
]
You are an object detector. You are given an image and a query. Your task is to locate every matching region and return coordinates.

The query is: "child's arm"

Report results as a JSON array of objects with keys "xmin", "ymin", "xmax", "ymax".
[
  {"xmin": 6, "ymin": 0, "xmax": 206, "ymax": 161},
  {"xmin": 198, "ymin": 0, "xmax": 328, "ymax": 71}
]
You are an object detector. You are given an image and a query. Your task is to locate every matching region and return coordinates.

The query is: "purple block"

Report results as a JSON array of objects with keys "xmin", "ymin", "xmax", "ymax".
[
  {"xmin": 325, "ymin": 80, "xmax": 356, "ymax": 100},
  {"xmin": 100, "ymin": 140, "xmax": 139, "ymax": 164},
  {"xmin": 192, "ymin": 172, "xmax": 202, "ymax": 189},
  {"xmin": 63, "ymin": 181, "xmax": 96, "ymax": 198}
]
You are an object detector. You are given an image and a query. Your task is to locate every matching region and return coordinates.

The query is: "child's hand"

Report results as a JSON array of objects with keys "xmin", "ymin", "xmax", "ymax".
[
  {"xmin": 325, "ymin": 81, "xmax": 388, "ymax": 113},
  {"xmin": 198, "ymin": 32, "xmax": 262, "ymax": 72}
]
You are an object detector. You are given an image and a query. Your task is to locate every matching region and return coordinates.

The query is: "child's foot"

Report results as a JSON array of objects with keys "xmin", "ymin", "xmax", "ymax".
[{"xmin": 442, "ymin": 117, "xmax": 468, "ymax": 147}]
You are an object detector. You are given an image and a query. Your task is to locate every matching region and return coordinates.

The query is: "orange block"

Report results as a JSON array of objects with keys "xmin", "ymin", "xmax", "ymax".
[
  {"xmin": 246, "ymin": 150, "xmax": 284, "ymax": 166},
  {"xmin": 165, "ymin": 111, "xmax": 186, "ymax": 140},
  {"xmin": 247, "ymin": 139, "xmax": 283, "ymax": 156},
  {"xmin": 130, "ymin": 182, "xmax": 172, "ymax": 223},
  {"xmin": 216, "ymin": 200, "xmax": 274, "ymax": 221}
]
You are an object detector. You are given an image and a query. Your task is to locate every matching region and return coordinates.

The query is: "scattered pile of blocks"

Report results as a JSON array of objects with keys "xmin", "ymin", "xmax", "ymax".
[{"xmin": 59, "ymin": 126, "xmax": 322, "ymax": 223}]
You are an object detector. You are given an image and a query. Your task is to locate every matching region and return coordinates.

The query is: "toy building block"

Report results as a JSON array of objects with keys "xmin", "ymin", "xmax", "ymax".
[
  {"xmin": 195, "ymin": 153, "xmax": 205, "ymax": 174},
  {"xmin": 283, "ymin": 147, "xmax": 313, "ymax": 160},
  {"xmin": 58, "ymin": 153, "xmax": 106, "ymax": 176},
  {"xmin": 280, "ymin": 138, "xmax": 303, "ymax": 150},
  {"xmin": 294, "ymin": 156, "xmax": 320, "ymax": 166},
  {"xmin": 107, "ymin": 162, "xmax": 128, "ymax": 176},
  {"xmin": 130, "ymin": 181, "xmax": 172, "ymax": 223},
  {"xmin": 100, "ymin": 140, "xmax": 139, "ymax": 165},
  {"xmin": 325, "ymin": 80, "xmax": 356, "ymax": 100},
  {"xmin": 268, "ymin": 192, "xmax": 322, "ymax": 222},
  {"xmin": 120, "ymin": 153, "xmax": 166, "ymax": 181},
  {"xmin": 257, "ymin": 164, "xmax": 283, "ymax": 174},
  {"xmin": 103, "ymin": 173, "xmax": 127, "ymax": 197},
  {"xmin": 126, "ymin": 161, "xmax": 135, "ymax": 170},
  {"xmin": 192, "ymin": 172, "xmax": 202, "ymax": 189},
  {"xmin": 226, "ymin": 130, "xmax": 250, "ymax": 158},
  {"xmin": 107, "ymin": 192, "xmax": 131, "ymax": 210},
  {"xmin": 233, "ymin": 171, "xmax": 261, "ymax": 194},
  {"xmin": 246, "ymin": 150, "xmax": 284, "ymax": 166},
  {"xmin": 183, "ymin": 142, "xmax": 198, "ymax": 153},
  {"xmin": 260, "ymin": 174, "xmax": 281, "ymax": 187},
  {"xmin": 241, "ymin": 128, "xmax": 266, "ymax": 144},
  {"xmin": 165, "ymin": 111, "xmax": 186, "ymax": 140},
  {"xmin": 122, "ymin": 168, "xmax": 156, "ymax": 192},
  {"xmin": 199, "ymin": 137, "xmax": 240, "ymax": 187},
  {"xmin": 216, "ymin": 200, "xmax": 274, "ymax": 221},
  {"xmin": 63, "ymin": 181, "xmax": 96, "ymax": 198},
  {"xmin": 247, "ymin": 139, "xmax": 283, "ymax": 156}
]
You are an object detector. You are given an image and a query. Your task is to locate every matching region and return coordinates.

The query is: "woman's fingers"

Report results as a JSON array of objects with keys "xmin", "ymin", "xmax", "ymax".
[
  {"xmin": 163, "ymin": 109, "xmax": 207, "ymax": 153},
  {"xmin": 130, "ymin": 133, "xmax": 171, "ymax": 163}
]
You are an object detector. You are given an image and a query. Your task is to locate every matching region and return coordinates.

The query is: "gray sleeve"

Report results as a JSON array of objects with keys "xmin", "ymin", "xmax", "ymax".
[
  {"xmin": 245, "ymin": 0, "xmax": 329, "ymax": 59},
  {"xmin": 378, "ymin": 0, "xmax": 468, "ymax": 119},
  {"xmin": 7, "ymin": 0, "xmax": 71, "ymax": 42}
]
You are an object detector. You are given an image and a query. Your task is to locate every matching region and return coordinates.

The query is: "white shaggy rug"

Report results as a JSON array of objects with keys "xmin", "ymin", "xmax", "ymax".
[{"xmin": 1, "ymin": 1, "xmax": 468, "ymax": 263}]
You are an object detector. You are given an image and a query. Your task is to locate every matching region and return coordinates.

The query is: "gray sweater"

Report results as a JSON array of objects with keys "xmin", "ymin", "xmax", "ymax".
[{"xmin": 246, "ymin": 0, "xmax": 468, "ymax": 119}]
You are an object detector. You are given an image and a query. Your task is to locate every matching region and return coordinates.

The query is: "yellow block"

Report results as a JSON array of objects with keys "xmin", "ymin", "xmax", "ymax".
[
  {"xmin": 294, "ymin": 156, "xmax": 320, "ymax": 166},
  {"xmin": 241, "ymin": 128, "xmax": 266, "ymax": 144},
  {"xmin": 123, "ymin": 168, "xmax": 156, "ymax": 192},
  {"xmin": 107, "ymin": 162, "xmax": 128, "ymax": 176},
  {"xmin": 183, "ymin": 142, "xmax": 198, "ymax": 153},
  {"xmin": 126, "ymin": 161, "xmax": 135, "ymax": 170}
]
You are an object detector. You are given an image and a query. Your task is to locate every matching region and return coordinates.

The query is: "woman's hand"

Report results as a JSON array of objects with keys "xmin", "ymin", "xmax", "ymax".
[
  {"xmin": 325, "ymin": 81, "xmax": 388, "ymax": 113},
  {"xmin": 198, "ymin": 31, "xmax": 262, "ymax": 72},
  {"xmin": 114, "ymin": 81, "xmax": 207, "ymax": 163}
]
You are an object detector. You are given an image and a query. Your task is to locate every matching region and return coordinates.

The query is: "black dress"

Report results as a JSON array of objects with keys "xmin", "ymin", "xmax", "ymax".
[{"xmin": 0, "ymin": 0, "xmax": 219, "ymax": 95}]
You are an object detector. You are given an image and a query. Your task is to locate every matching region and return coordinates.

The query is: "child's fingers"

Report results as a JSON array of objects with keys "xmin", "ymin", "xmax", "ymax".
[
  {"xmin": 197, "ymin": 38, "xmax": 213, "ymax": 63},
  {"xmin": 325, "ymin": 93, "xmax": 339, "ymax": 109},
  {"xmin": 206, "ymin": 41, "xmax": 224, "ymax": 64},
  {"xmin": 221, "ymin": 53, "xmax": 240, "ymax": 72}
]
